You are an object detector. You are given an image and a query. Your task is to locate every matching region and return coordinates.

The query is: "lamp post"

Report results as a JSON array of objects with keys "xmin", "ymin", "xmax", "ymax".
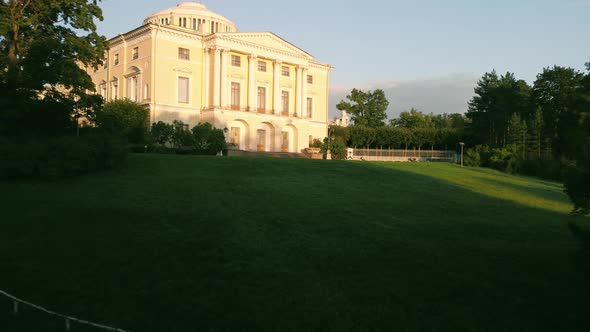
[
  {"xmin": 326, "ymin": 127, "xmax": 332, "ymax": 160},
  {"xmin": 459, "ymin": 142, "xmax": 465, "ymax": 168}
]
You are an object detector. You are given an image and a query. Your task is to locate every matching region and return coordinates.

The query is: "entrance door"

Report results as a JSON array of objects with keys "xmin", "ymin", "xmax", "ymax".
[
  {"xmin": 257, "ymin": 129, "xmax": 266, "ymax": 151},
  {"xmin": 282, "ymin": 131, "xmax": 289, "ymax": 152},
  {"xmin": 231, "ymin": 127, "xmax": 240, "ymax": 149}
]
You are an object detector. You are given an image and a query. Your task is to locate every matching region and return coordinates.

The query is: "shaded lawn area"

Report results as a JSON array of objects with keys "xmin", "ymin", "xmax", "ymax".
[{"xmin": 1, "ymin": 154, "xmax": 589, "ymax": 331}]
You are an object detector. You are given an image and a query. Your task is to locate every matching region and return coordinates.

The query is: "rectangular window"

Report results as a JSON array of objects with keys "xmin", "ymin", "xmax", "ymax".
[
  {"xmin": 257, "ymin": 87, "xmax": 266, "ymax": 112},
  {"xmin": 193, "ymin": 18, "xmax": 197, "ymax": 30},
  {"xmin": 257, "ymin": 61, "xmax": 267, "ymax": 72},
  {"xmin": 114, "ymin": 54, "xmax": 119, "ymax": 65},
  {"xmin": 307, "ymin": 98, "xmax": 313, "ymax": 118},
  {"xmin": 231, "ymin": 55, "xmax": 241, "ymax": 67},
  {"xmin": 135, "ymin": 77, "xmax": 140, "ymax": 102},
  {"xmin": 210, "ymin": 21, "xmax": 214, "ymax": 33},
  {"xmin": 132, "ymin": 47, "xmax": 138, "ymax": 60},
  {"xmin": 127, "ymin": 76, "xmax": 140, "ymax": 102},
  {"xmin": 178, "ymin": 48, "xmax": 190, "ymax": 60},
  {"xmin": 281, "ymin": 91, "xmax": 289, "ymax": 115},
  {"xmin": 231, "ymin": 82, "xmax": 240, "ymax": 110},
  {"xmin": 282, "ymin": 66, "xmax": 290, "ymax": 77},
  {"xmin": 178, "ymin": 77, "xmax": 189, "ymax": 103},
  {"xmin": 307, "ymin": 75, "xmax": 313, "ymax": 84}
]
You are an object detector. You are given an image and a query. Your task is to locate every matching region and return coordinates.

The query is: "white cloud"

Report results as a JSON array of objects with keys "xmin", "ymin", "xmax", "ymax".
[{"xmin": 329, "ymin": 73, "xmax": 480, "ymax": 119}]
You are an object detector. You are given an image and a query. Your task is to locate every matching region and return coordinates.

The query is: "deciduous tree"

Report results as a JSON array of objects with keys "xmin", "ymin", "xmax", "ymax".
[
  {"xmin": 0, "ymin": 0, "xmax": 108, "ymax": 138},
  {"xmin": 337, "ymin": 89, "xmax": 389, "ymax": 128}
]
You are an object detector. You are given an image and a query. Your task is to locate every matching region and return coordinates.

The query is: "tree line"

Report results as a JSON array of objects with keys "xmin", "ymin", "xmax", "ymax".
[
  {"xmin": 466, "ymin": 65, "xmax": 590, "ymax": 214},
  {"xmin": 333, "ymin": 89, "xmax": 466, "ymax": 151},
  {"xmin": 335, "ymin": 63, "xmax": 590, "ymax": 214}
]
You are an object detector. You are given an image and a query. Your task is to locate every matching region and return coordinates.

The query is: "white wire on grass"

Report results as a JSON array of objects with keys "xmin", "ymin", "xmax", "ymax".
[{"xmin": 1, "ymin": 289, "xmax": 130, "ymax": 332}]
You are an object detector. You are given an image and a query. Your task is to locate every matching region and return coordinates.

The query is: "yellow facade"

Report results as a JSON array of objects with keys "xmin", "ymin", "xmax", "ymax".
[{"xmin": 90, "ymin": 2, "xmax": 332, "ymax": 153}]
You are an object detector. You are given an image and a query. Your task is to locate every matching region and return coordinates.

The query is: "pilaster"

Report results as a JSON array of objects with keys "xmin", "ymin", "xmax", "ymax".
[
  {"xmin": 248, "ymin": 54, "xmax": 257, "ymax": 112},
  {"xmin": 212, "ymin": 48, "xmax": 221, "ymax": 107},
  {"xmin": 273, "ymin": 59, "xmax": 282, "ymax": 114}
]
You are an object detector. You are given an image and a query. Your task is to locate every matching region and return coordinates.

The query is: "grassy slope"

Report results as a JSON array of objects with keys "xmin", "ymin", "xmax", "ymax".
[{"xmin": 0, "ymin": 154, "xmax": 589, "ymax": 331}]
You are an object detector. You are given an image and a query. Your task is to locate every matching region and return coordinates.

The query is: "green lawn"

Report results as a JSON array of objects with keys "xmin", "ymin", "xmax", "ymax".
[{"xmin": 1, "ymin": 154, "xmax": 589, "ymax": 331}]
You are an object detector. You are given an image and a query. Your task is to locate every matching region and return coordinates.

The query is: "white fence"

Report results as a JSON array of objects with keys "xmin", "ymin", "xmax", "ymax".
[
  {"xmin": 347, "ymin": 148, "xmax": 457, "ymax": 162},
  {"xmin": 1, "ymin": 289, "xmax": 130, "ymax": 332}
]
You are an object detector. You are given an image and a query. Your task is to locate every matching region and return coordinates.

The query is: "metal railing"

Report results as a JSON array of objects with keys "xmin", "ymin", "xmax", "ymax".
[
  {"xmin": 1, "ymin": 289, "xmax": 130, "ymax": 332},
  {"xmin": 350, "ymin": 148, "xmax": 457, "ymax": 162}
]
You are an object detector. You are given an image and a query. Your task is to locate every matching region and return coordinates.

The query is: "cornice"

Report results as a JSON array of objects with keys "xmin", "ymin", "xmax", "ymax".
[
  {"xmin": 109, "ymin": 24, "xmax": 202, "ymax": 51},
  {"xmin": 204, "ymin": 34, "xmax": 313, "ymax": 64}
]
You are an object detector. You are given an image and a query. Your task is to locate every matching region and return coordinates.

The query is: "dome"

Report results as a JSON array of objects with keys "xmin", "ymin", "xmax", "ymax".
[{"xmin": 144, "ymin": 2, "xmax": 237, "ymax": 33}]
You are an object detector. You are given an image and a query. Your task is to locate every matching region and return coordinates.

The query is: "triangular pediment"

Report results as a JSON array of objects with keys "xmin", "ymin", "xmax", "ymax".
[{"xmin": 217, "ymin": 32, "xmax": 313, "ymax": 59}]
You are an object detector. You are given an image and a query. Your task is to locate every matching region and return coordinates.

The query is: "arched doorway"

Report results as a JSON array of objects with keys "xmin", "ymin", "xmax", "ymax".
[
  {"xmin": 228, "ymin": 119, "xmax": 249, "ymax": 151},
  {"xmin": 256, "ymin": 122, "xmax": 275, "ymax": 152},
  {"xmin": 281, "ymin": 124, "xmax": 298, "ymax": 153}
]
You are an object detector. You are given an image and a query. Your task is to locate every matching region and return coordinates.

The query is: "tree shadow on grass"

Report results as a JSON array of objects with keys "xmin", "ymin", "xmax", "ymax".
[
  {"xmin": 567, "ymin": 222, "xmax": 590, "ymax": 331},
  {"xmin": 1, "ymin": 156, "xmax": 590, "ymax": 331}
]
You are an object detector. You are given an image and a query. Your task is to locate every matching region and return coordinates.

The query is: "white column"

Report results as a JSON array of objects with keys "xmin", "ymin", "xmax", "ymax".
[
  {"xmin": 220, "ymin": 49, "xmax": 229, "ymax": 108},
  {"xmin": 295, "ymin": 66, "xmax": 303, "ymax": 117},
  {"xmin": 248, "ymin": 54, "xmax": 257, "ymax": 112},
  {"xmin": 204, "ymin": 48, "xmax": 210, "ymax": 108},
  {"xmin": 212, "ymin": 48, "xmax": 221, "ymax": 107},
  {"xmin": 273, "ymin": 60, "xmax": 282, "ymax": 115},
  {"xmin": 302, "ymin": 67, "xmax": 308, "ymax": 118}
]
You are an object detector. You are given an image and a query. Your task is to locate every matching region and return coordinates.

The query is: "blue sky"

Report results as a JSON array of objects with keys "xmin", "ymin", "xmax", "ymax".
[{"xmin": 96, "ymin": 0, "xmax": 590, "ymax": 118}]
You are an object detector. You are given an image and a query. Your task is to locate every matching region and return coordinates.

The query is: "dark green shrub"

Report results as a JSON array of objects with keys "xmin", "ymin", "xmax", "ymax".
[
  {"xmin": 191, "ymin": 122, "xmax": 226, "ymax": 155},
  {"xmin": 171, "ymin": 120, "xmax": 193, "ymax": 148},
  {"xmin": 489, "ymin": 145, "xmax": 521, "ymax": 174},
  {"xmin": 96, "ymin": 100, "xmax": 149, "ymax": 144},
  {"xmin": 310, "ymin": 138, "xmax": 323, "ymax": 148},
  {"xmin": 464, "ymin": 145, "xmax": 491, "ymax": 167},
  {"xmin": 150, "ymin": 121, "xmax": 174, "ymax": 146},
  {"xmin": 322, "ymin": 137, "xmax": 347, "ymax": 160},
  {"xmin": 0, "ymin": 131, "xmax": 126, "ymax": 179},
  {"xmin": 564, "ymin": 164, "xmax": 590, "ymax": 214}
]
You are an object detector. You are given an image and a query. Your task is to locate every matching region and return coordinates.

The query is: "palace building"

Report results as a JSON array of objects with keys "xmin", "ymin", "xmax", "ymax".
[{"xmin": 89, "ymin": 2, "xmax": 332, "ymax": 153}]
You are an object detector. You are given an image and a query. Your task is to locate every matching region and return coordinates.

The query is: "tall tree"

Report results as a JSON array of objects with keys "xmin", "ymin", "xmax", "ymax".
[
  {"xmin": 563, "ymin": 62, "xmax": 590, "ymax": 214},
  {"xmin": 466, "ymin": 71, "xmax": 533, "ymax": 147},
  {"xmin": 337, "ymin": 88, "xmax": 389, "ymax": 128},
  {"xmin": 507, "ymin": 113, "xmax": 528, "ymax": 159},
  {"xmin": 526, "ymin": 109, "xmax": 544, "ymax": 159},
  {"xmin": 532, "ymin": 66, "xmax": 585, "ymax": 158},
  {"xmin": 0, "ymin": 0, "xmax": 108, "ymax": 138}
]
